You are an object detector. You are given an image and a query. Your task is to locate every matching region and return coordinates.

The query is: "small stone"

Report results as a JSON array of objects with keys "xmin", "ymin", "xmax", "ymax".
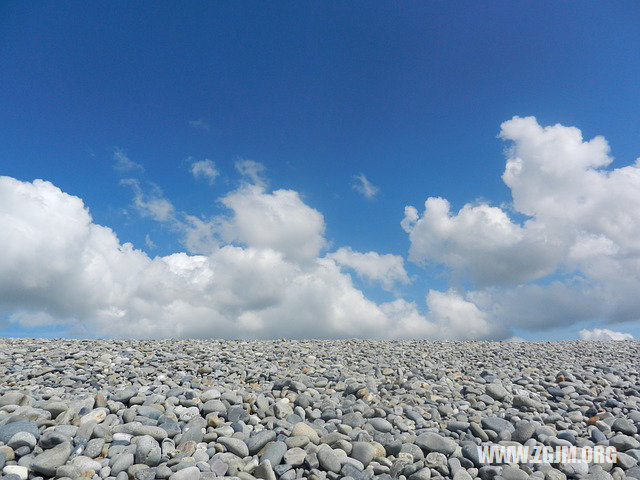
[
  {"xmin": 254, "ymin": 459, "xmax": 277, "ymax": 480},
  {"xmin": 218, "ymin": 437, "xmax": 249, "ymax": 458},
  {"xmin": 110, "ymin": 452, "xmax": 134, "ymax": 476},
  {"xmin": 512, "ymin": 421, "xmax": 536, "ymax": 443},
  {"xmin": 318, "ymin": 445, "xmax": 342, "ymax": 473},
  {"xmin": 291, "ymin": 423, "xmax": 320, "ymax": 444},
  {"xmin": 368, "ymin": 417, "xmax": 393, "ymax": 433},
  {"xmin": 481, "ymin": 416, "xmax": 515, "ymax": 434},
  {"xmin": 7, "ymin": 432, "xmax": 37, "ymax": 450},
  {"xmin": 409, "ymin": 467, "xmax": 432, "ymax": 480},
  {"xmin": 0, "ymin": 421, "xmax": 39, "ymax": 444},
  {"xmin": 247, "ymin": 430, "xmax": 277, "ymax": 455},
  {"xmin": 485, "ymin": 383, "xmax": 509, "ymax": 400},
  {"xmin": 610, "ymin": 434, "xmax": 640, "ymax": 451},
  {"xmin": 351, "ymin": 441, "xmax": 376, "ymax": 467},
  {"xmin": 284, "ymin": 447, "xmax": 307, "ymax": 466},
  {"xmin": 31, "ymin": 441, "xmax": 72, "ymax": 476},
  {"xmin": 2, "ymin": 466, "xmax": 28, "ymax": 480},
  {"xmin": 612, "ymin": 418, "xmax": 638, "ymax": 436},
  {"xmin": 169, "ymin": 465, "xmax": 201, "ymax": 480},
  {"xmin": 415, "ymin": 432, "xmax": 457, "ymax": 455},
  {"xmin": 260, "ymin": 440, "xmax": 287, "ymax": 466}
]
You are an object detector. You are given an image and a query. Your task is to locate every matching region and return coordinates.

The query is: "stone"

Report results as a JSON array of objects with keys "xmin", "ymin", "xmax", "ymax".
[
  {"xmin": 318, "ymin": 445, "xmax": 342, "ymax": 473},
  {"xmin": 284, "ymin": 446, "xmax": 307, "ymax": 466},
  {"xmin": 415, "ymin": 432, "xmax": 457, "ymax": 455},
  {"xmin": 110, "ymin": 452, "xmax": 134, "ymax": 475},
  {"xmin": 218, "ymin": 436, "xmax": 249, "ymax": 458},
  {"xmin": 351, "ymin": 441, "xmax": 376, "ymax": 467},
  {"xmin": 30, "ymin": 441, "xmax": 72, "ymax": 476},
  {"xmin": 0, "ymin": 421, "xmax": 39, "ymax": 444},
  {"xmin": 7, "ymin": 431, "xmax": 37, "ymax": 450},
  {"xmin": 610, "ymin": 434, "xmax": 640, "ymax": 451},
  {"xmin": 291, "ymin": 422, "xmax": 320, "ymax": 444},
  {"xmin": 485, "ymin": 383, "xmax": 509, "ymax": 400},
  {"xmin": 247, "ymin": 430, "xmax": 277, "ymax": 455},
  {"xmin": 260, "ymin": 440, "xmax": 287, "ymax": 466},
  {"xmin": 409, "ymin": 467, "xmax": 432, "ymax": 480},
  {"xmin": 169, "ymin": 466, "xmax": 202, "ymax": 480},
  {"xmin": 2, "ymin": 466, "xmax": 28, "ymax": 480},
  {"xmin": 254, "ymin": 459, "xmax": 277, "ymax": 480},
  {"xmin": 368, "ymin": 417, "xmax": 393, "ymax": 433}
]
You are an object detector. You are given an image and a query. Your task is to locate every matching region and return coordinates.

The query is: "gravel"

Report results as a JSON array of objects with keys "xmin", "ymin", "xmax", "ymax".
[{"xmin": 0, "ymin": 338, "xmax": 638, "ymax": 480}]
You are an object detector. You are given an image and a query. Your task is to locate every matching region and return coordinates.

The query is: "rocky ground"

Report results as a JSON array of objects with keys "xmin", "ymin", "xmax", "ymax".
[{"xmin": 0, "ymin": 339, "xmax": 639, "ymax": 480}]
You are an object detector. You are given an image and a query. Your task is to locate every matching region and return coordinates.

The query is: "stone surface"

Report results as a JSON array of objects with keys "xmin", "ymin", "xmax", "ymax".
[{"xmin": 0, "ymin": 339, "xmax": 638, "ymax": 480}]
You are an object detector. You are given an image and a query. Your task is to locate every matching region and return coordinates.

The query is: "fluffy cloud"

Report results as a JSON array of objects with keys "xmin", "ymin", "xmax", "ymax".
[
  {"xmin": 403, "ymin": 116, "xmax": 640, "ymax": 330},
  {"xmin": 329, "ymin": 247, "xmax": 409, "ymax": 290},
  {"xmin": 352, "ymin": 173, "xmax": 379, "ymax": 199},
  {"xmin": 190, "ymin": 159, "xmax": 219, "ymax": 184},
  {"xmin": 217, "ymin": 184, "xmax": 326, "ymax": 263},
  {"xmin": 402, "ymin": 198, "xmax": 559, "ymax": 286},
  {"xmin": 1, "ymin": 175, "xmax": 484, "ymax": 339},
  {"xmin": 380, "ymin": 290, "xmax": 504, "ymax": 340},
  {"xmin": 579, "ymin": 328, "xmax": 634, "ymax": 341}
]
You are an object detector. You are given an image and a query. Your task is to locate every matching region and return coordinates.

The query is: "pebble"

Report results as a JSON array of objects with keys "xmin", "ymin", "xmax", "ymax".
[
  {"xmin": 217, "ymin": 436, "xmax": 249, "ymax": 458},
  {"xmin": 415, "ymin": 432, "xmax": 457, "ymax": 455},
  {"xmin": 30, "ymin": 441, "xmax": 72, "ymax": 476},
  {"xmin": 0, "ymin": 339, "xmax": 637, "ymax": 480},
  {"xmin": 2, "ymin": 466, "xmax": 28, "ymax": 480}
]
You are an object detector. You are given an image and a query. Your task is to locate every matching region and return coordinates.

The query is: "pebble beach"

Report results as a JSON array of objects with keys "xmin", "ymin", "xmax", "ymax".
[{"xmin": 0, "ymin": 339, "xmax": 639, "ymax": 480}]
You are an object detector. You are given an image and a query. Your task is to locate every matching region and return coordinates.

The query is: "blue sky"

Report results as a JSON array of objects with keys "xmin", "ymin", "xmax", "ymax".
[{"xmin": 1, "ymin": 2, "xmax": 640, "ymax": 340}]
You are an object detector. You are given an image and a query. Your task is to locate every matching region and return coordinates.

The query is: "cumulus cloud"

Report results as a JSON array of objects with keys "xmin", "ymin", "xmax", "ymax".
[
  {"xmin": 1, "ymin": 175, "xmax": 488, "ymax": 340},
  {"xmin": 579, "ymin": 328, "xmax": 634, "ymax": 341},
  {"xmin": 352, "ymin": 173, "xmax": 379, "ymax": 199},
  {"xmin": 401, "ymin": 198, "xmax": 559, "ymax": 286},
  {"xmin": 403, "ymin": 116, "xmax": 640, "ymax": 331},
  {"xmin": 217, "ymin": 184, "xmax": 326, "ymax": 263},
  {"xmin": 329, "ymin": 247, "xmax": 410, "ymax": 290},
  {"xmin": 113, "ymin": 147, "xmax": 144, "ymax": 172},
  {"xmin": 381, "ymin": 290, "xmax": 504, "ymax": 340},
  {"xmin": 190, "ymin": 159, "xmax": 219, "ymax": 184}
]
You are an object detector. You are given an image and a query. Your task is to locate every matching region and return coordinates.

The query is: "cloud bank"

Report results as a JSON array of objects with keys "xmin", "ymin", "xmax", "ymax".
[
  {"xmin": 579, "ymin": 328, "xmax": 633, "ymax": 341},
  {"xmin": 0, "ymin": 174, "xmax": 489, "ymax": 339},
  {"xmin": 403, "ymin": 116, "xmax": 640, "ymax": 333},
  {"xmin": 2, "ymin": 116, "xmax": 639, "ymax": 339}
]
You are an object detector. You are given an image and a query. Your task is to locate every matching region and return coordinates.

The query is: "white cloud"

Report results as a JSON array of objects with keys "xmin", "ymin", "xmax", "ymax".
[
  {"xmin": 217, "ymin": 184, "xmax": 326, "ymax": 263},
  {"xmin": 2, "ymin": 175, "xmax": 489, "ymax": 339},
  {"xmin": 403, "ymin": 116, "xmax": 640, "ymax": 330},
  {"xmin": 352, "ymin": 173, "xmax": 379, "ymax": 199},
  {"xmin": 189, "ymin": 119, "xmax": 211, "ymax": 132},
  {"xmin": 120, "ymin": 178, "xmax": 175, "ymax": 222},
  {"xmin": 145, "ymin": 234, "xmax": 156, "ymax": 250},
  {"xmin": 402, "ymin": 198, "xmax": 559, "ymax": 286},
  {"xmin": 235, "ymin": 159, "xmax": 266, "ymax": 186},
  {"xmin": 113, "ymin": 147, "xmax": 144, "ymax": 172},
  {"xmin": 329, "ymin": 247, "xmax": 409, "ymax": 290},
  {"xmin": 579, "ymin": 328, "xmax": 634, "ymax": 341},
  {"xmin": 381, "ymin": 289, "xmax": 504, "ymax": 340},
  {"xmin": 190, "ymin": 159, "xmax": 219, "ymax": 184}
]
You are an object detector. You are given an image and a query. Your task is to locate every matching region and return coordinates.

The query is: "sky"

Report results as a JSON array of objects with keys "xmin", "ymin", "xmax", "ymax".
[{"xmin": 1, "ymin": 2, "xmax": 640, "ymax": 341}]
